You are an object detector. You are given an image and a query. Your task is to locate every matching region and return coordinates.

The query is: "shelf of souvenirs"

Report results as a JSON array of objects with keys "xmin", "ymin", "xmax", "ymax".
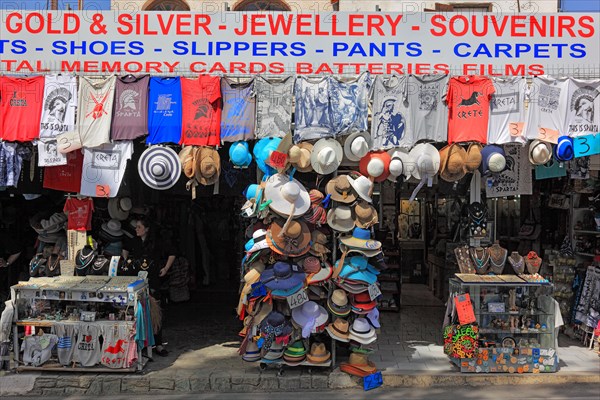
[
  {"xmin": 573, "ymin": 230, "xmax": 600, "ymax": 236},
  {"xmin": 479, "ymin": 328, "xmax": 553, "ymax": 335}
]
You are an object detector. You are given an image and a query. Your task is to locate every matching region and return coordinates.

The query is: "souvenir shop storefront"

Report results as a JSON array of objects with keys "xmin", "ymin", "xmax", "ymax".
[{"xmin": 1, "ymin": 10, "xmax": 599, "ymax": 376}]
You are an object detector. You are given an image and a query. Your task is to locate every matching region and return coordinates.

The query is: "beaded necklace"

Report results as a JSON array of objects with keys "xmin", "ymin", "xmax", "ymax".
[
  {"xmin": 488, "ymin": 245, "xmax": 507, "ymax": 274},
  {"xmin": 470, "ymin": 246, "xmax": 490, "ymax": 274},
  {"xmin": 508, "ymin": 252, "xmax": 524, "ymax": 274}
]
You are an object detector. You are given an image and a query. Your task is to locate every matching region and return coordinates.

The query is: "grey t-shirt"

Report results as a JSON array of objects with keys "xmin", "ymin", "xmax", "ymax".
[
  {"xmin": 566, "ymin": 77, "xmax": 600, "ymax": 137},
  {"xmin": 488, "ymin": 77, "xmax": 527, "ymax": 145},
  {"xmin": 525, "ymin": 76, "xmax": 569, "ymax": 140},
  {"xmin": 111, "ymin": 74, "xmax": 150, "ymax": 141},
  {"xmin": 75, "ymin": 323, "xmax": 102, "ymax": 367},
  {"xmin": 255, "ymin": 76, "xmax": 293, "ymax": 139},
  {"xmin": 294, "ymin": 76, "xmax": 333, "ymax": 142},
  {"xmin": 371, "ymin": 75, "xmax": 412, "ymax": 150},
  {"xmin": 407, "ymin": 74, "xmax": 449, "ymax": 143},
  {"xmin": 54, "ymin": 323, "xmax": 77, "ymax": 366},
  {"xmin": 220, "ymin": 77, "xmax": 256, "ymax": 143},
  {"xmin": 329, "ymin": 72, "xmax": 372, "ymax": 137}
]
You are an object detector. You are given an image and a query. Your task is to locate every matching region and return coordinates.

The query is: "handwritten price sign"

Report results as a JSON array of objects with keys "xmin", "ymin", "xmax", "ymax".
[
  {"xmin": 95, "ymin": 184, "xmax": 110, "ymax": 198},
  {"xmin": 537, "ymin": 127, "xmax": 559, "ymax": 144},
  {"xmin": 363, "ymin": 371, "xmax": 383, "ymax": 391},
  {"xmin": 368, "ymin": 283, "xmax": 382, "ymax": 301},
  {"xmin": 573, "ymin": 134, "xmax": 600, "ymax": 158},
  {"xmin": 286, "ymin": 289, "xmax": 309, "ymax": 309},
  {"xmin": 269, "ymin": 151, "xmax": 288, "ymax": 169},
  {"xmin": 508, "ymin": 122, "xmax": 524, "ymax": 137}
]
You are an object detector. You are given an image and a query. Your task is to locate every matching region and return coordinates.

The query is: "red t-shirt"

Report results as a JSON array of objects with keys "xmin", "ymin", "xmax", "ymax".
[
  {"xmin": 180, "ymin": 76, "xmax": 222, "ymax": 146},
  {"xmin": 0, "ymin": 76, "xmax": 45, "ymax": 142},
  {"xmin": 446, "ymin": 76, "xmax": 495, "ymax": 144},
  {"xmin": 43, "ymin": 150, "xmax": 84, "ymax": 193},
  {"xmin": 63, "ymin": 197, "xmax": 94, "ymax": 231}
]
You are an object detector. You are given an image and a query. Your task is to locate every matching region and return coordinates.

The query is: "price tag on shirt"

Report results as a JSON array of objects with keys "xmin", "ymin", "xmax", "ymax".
[
  {"xmin": 269, "ymin": 151, "xmax": 288, "ymax": 168},
  {"xmin": 368, "ymin": 283, "xmax": 382, "ymax": 301},
  {"xmin": 573, "ymin": 134, "xmax": 600, "ymax": 158},
  {"xmin": 96, "ymin": 184, "xmax": 110, "ymax": 198},
  {"xmin": 363, "ymin": 371, "xmax": 383, "ymax": 391},
  {"xmin": 508, "ymin": 122, "xmax": 525, "ymax": 137},
  {"xmin": 537, "ymin": 127, "xmax": 559, "ymax": 144},
  {"xmin": 286, "ymin": 289, "xmax": 309, "ymax": 309}
]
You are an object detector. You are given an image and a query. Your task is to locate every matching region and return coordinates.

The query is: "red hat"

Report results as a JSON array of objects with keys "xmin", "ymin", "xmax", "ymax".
[
  {"xmin": 359, "ymin": 151, "xmax": 391, "ymax": 183},
  {"xmin": 350, "ymin": 292, "xmax": 377, "ymax": 314}
]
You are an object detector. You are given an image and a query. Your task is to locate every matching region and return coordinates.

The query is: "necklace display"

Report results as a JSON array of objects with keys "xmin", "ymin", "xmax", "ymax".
[
  {"xmin": 467, "ymin": 202, "xmax": 488, "ymax": 238},
  {"xmin": 487, "ymin": 243, "xmax": 507, "ymax": 274},
  {"xmin": 525, "ymin": 251, "xmax": 542, "ymax": 274},
  {"xmin": 508, "ymin": 252, "xmax": 525, "ymax": 274},
  {"xmin": 470, "ymin": 246, "xmax": 490, "ymax": 275},
  {"xmin": 47, "ymin": 255, "xmax": 60, "ymax": 271},
  {"xmin": 454, "ymin": 245, "xmax": 476, "ymax": 274}
]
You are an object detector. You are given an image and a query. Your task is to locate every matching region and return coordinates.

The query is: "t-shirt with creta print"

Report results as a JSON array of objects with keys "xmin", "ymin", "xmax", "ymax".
[
  {"xmin": 487, "ymin": 77, "xmax": 528, "ymax": 145},
  {"xmin": 445, "ymin": 76, "xmax": 495, "ymax": 144},
  {"xmin": 254, "ymin": 76, "xmax": 294, "ymax": 139},
  {"xmin": 180, "ymin": 75, "xmax": 222, "ymax": 146},
  {"xmin": 63, "ymin": 197, "xmax": 94, "ymax": 231},
  {"xmin": 79, "ymin": 141, "xmax": 133, "ymax": 198},
  {"xmin": 407, "ymin": 74, "xmax": 449, "ymax": 143},
  {"xmin": 566, "ymin": 77, "xmax": 600, "ymax": 137},
  {"xmin": 220, "ymin": 77, "xmax": 255, "ymax": 143},
  {"xmin": 524, "ymin": 76, "xmax": 569, "ymax": 141},
  {"xmin": 371, "ymin": 75, "xmax": 412, "ymax": 150},
  {"xmin": 77, "ymin": 75, "xmax": 117, "ymax": 148},
  {"xmin": 111, "ymin": 74, "xmax": 150, "ymax": 141},
  {"xmin": 0, "ymin": 76, "xmax": 45, "ymax": 142},
  {"xmin": 39, "ymin": 74, "xmax": 77, "ymax": 139},
  {"xmin": 147, "ymin": 77, "xmax": 182, "ymax": 145}
]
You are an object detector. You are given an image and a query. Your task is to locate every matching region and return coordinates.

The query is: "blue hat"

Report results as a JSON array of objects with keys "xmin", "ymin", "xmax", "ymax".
[
  {"xmin": 480, "ymin": 145, "xmax": 506, "ymax": 175},
  {"xmin": 253, "ymin": 137, "xmax": 282, "ymax": 175},
  {"xmin": 244, "ymin": 184, "xmax": 259, "ymax": 201},
  {"xmin": 260, "ymin": 262, "xmax": 306, "ymax": 291},
  {"xmin": 555, "ymin": 136, "xmax": 574, "ymax": 162},
  {"xmin": 336, "ymin": 256, "xmax": 379, "ymax": 285},
  {"xmin": 271, "ymin": 282, "xmax": 304, "ymax": 297},
  {"xmin": 230, "ymin": 141, "xmax": 252, "ymax": 168}
]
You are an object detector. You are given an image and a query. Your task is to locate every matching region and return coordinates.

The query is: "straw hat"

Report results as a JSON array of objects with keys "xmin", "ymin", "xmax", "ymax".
[
  {"xmin": 354, "ymin": 201, "xmax": 379, "ymax": 229},
  {"xmin": 348, "ymin": 317, "xmax": 377, "ymax": 344},
  {"xmin": 195, "ymin": 147, "xmax": 221, "ymax": 186},
  {"xmin": 326, "ymin": 318, "xmax": 350, "ymax": 342},
  {"xmin": 555, "ymin": 136, "xmax": 574, "ymax": 162},
  {"xmin": 229, "ymin": 141, "xmax": 253, "ymax": 168},
  {"xmin": 346, "ymin": 175, "xmax": 373, "ymax": 203},
  {"xmin": 439, "ymin": 144, "xmax": 467, "ymax": 182},
  {"xmin": 179, "ymin": 146, "xmax": 196, "ymax": 178},
  {"xmin": 465, "ymin": 143, "xmax": 483, "ymax": 172},
  {"xmin": 408, "ymin": 143, "xmax": 440, "ymax": 180},
  {"xmin": 340, "ymin": 353, "xmax": 377, "ymax": 377},
  {"xmin": 264, "ymin": 173, "xmax": 311, "ymax": 218},
  {"xmin": 481, "ymin": 145, "xmax": 507, "ymax": 174},
  {"xmin": 529, "ymin": 140, "xmax": 552, "ymax": 166},
  {"xmin": 339, "ymin": 227, "xmax": 382, "ymax": 251},
  {"xmin": 309, "ymin": 230, "xmax": 331, "ymax": 259},
  {"xmin": 242, "ymin": 341, "xmax": 261, "ymax": 362},
  {"xmin": 387, "ymin": 148, "xmax": 410, "ymax": 182},
  {"xmin": 288, "ymin": 142, "xmax": 313, "ymax": 173},
  {"xmin": 306, "ymin": 343, "xmax": 331, "ymax": 364},
  {"xmin": 325, "ymin": 175, "xmax": 357, "ymax": 204},
  {"xmin": 283, "ymin": 341, "xmax": 307, "ymax": 365},
  {"xmin": 327, "ymin": 290, "xmax": 351, "ymax": 317},
  {"xmin": 350, "ymin": 292, "xmax": 377, "ymax": 314},
  {"xmin": 326, "ymin": 205, "xmax": 355, "ymax": 233},
  {"xmin": 306, "ymin": 261, "xmax": 333, "ymax": 285},
  {"xmin": 344, "ymin": 131, "xmax": 371, "ymax": 162},
  {"xmin": 108, "ymin": 197, "xmax": 132, "ymax": 221},
  {"xmin": 266, "ymin": 219, "xmax": 311, "ymax": 257},
  {"xmin": 359, "ymin": 151, "xmax": 391, "ymax": 182},
  {"xmin": 311, "ymin": 138, "xmax": 343, "ymax": 175}
]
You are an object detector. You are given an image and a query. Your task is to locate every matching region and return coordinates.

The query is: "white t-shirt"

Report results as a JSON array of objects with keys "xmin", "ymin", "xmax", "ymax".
[
  {"xmin": 39, "ymin": 74, "xmax": 77, "ymax": 139},
  {"xmin": 566, "ymin": 78, "xmax": 600, "ymax": 137},
  {"xmin": 77, "ymin": 76, "xmax": 116, "ymax": 148},
  {"xmin": 407, "ymin": 74, "xmax": 449, "ymax": 143},
  {"xmin": 80, "ymin": 141, "xmax": 133, "ymax": 198},
  {"xmin": 37, "ymin": 140, "xmax": 67, "ymax": 166},
  {"xmin": 371, "ymin": 75, "xmax": 412, "ymax": 150},
  {"xmin": 488, "ymin": 77, "xmax": 528, "ymax": 144},
  {"xmin": 524, "ymin": 76, "xmax": 569, "ymax": 140}
]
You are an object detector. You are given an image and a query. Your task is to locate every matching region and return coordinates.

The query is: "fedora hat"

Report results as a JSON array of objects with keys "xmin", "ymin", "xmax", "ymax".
[
  {"xmin": 481, "ymin": 145, "xmax": 507, "ymax": 174},
  {"xmin": 242, "ymin": 341, "xmax": 261, "ymax": 362},
  {"xmin": 529, "ymin": 139, "xmax": 552, "ymax": 165},
  {"xmin": 306, "ymin": 261, "xmax": 333, "ymax": 285},
  {"xmin": 351, "ymin": 291, "xmax": 377, "ymax": 314},
  {"xmin": 439, "ymin": 144, "xmax": 467, "ymax": 182},
  {"xmin": 359, "ymin": 151, "xmax": 391, "ymax": 182},
  {"xmin": 387, "ymin": 148, "xmax": 411, "ymax": 182},
  {"xmin": 354, "ymin": 201, "xmax": 379, "ymax": 229},
  {"xmin": 261, "ymin": 341, "xmax": 285, "ymax": 362},
  {"xmin": 327, "ymin": 289, "xmax": 351, "ymax": 317},
  {"xmin": 346, "ymin": 175, "xmax": 373, "ymax": 203},
  {"xmin": 327, "ymin": 205, "xmax": 355, "ymax": 233},
  {"xmin": 195, "ymin": 147, "xmax": 221, "ymax": 186},
  {"xmin": 245, "ymin": 229, "xmax": 269, "ymax": 254},
  {"xmin": 248, "ymin": 298, "xmax": 273, "ymax": 326},
  {"xmin": 464, "ymin": 143, "xmax": 483, "ymax": 172},
  {"xmin": 311, "ymin": 138, "xmax": 343, "ymax": 175},
  {"xmin": 306, "ymin": 343, "xmax": 331, "ymax": 364},
  {"xmin": 37, "ymin": 212, "xmax": 67, "ymax": 234},
  {"xmin": 253, "ymin": 137, "xmax": 282, "ymax": 175},
  {"xmin": 283, "ymin": 341, "xmax": 307, "ymax": 365},
  {"xmin": 339, "ymin": 228, "xmax": 382, "ymax": 251},
  {"xmin": 408, "ymin": 143, "xmax": 440, "ymax": 180},
  {"xmin": 264, "ymin": 173, "xmax": 311, "ymax": 218},
  {"xmin": 288, "ymin": 142, "xmax": 314, "ymax": 173},
  {"xmin": 326, "ymin": 318, "xmax": 350, "ymax": 342},
  {"xmin": 348, "ymin": 317, "xmax": 377, "ymax": 345},
  {"xmin": 101, "ymin": 219, "xmax": 123, "ymax": 239},
  {"xmin": 344, "ymin": 131, "xmax": 371, "ymax": 162},
  {"xmin": 555, "ymin": 136, "xmax": 574, "ymax": 162},
  {"xmin": 326, "ymin": 175, "xmax": 357, "ymax": 204},
  {"xmin": 292, "ymin": 301, "xmax": 329, "ymax": 337},
  {"xmin": 266, "ymin": 219, "xmax": 311, "ymax": 257},
  {"xmin": 138, "ymin": 146, "xmax": 182, "ymax": 190},
  {"xmin": 108, "ymin": 197, "xmax": 132, "ymax": 221},
  {"xmin": 340, "ymin": 353, "xmax": 377, "ymax": 377},
  {"xmin": 179, "ymin": 146, "xmax": 197, "ymax": 178},
  {"xmin": 229, "ymin": 141, "xmax": 253, "ymax": 168}
]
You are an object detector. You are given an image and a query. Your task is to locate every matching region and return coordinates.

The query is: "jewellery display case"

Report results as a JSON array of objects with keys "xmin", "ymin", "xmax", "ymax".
[
  {"xmin": 448, "ymin": 277, "xmax": 558, "ymax": 373},
  {"xmin": 10, "ymin": 275, "xmax": 150, "ymax": 372}
]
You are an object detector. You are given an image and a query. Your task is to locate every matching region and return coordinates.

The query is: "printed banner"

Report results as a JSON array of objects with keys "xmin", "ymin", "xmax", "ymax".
[{"xmin": 485, "ymin": 144, "xmax": 533, "ymax": 198}]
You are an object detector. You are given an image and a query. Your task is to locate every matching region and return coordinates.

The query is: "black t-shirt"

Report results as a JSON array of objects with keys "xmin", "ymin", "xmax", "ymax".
[{"xmin": 123, "ymin": 236, "xmax": 175, "ymax": 289}]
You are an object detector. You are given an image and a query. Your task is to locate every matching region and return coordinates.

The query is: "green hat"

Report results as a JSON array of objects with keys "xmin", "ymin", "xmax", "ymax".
[{"xmin": 284, "ymin": 341, "xmax": 307, "ymax": 356}]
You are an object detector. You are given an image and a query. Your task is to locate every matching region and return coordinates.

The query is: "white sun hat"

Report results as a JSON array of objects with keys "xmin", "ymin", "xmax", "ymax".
[
  {"xmin": 344, "ymin": 131, "xmax": 371, "ymax": 162},
  {"xmin": 408, "ymin": 143, "xmax": 441, "ymax": 181},
  {"xmin": 387, "ymin": 148, "xmax": 410, "ymax": 182},
  {"xmin": 347, "ymin": 175, "xmax": 373, "ymax": 203},
  {"xmin": 311, "ymin": 138, "xmax": 343, "ymax": 175}
]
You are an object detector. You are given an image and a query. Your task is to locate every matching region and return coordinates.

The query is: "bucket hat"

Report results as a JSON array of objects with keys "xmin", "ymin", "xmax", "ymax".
[
  {"xmin": 555, "ymin": 136, "xmax": 574, "ymax": 162},
  {"xmin": 260, "ymin": 262, "xmax": 306, "ymax": 291},
  {"xmin": 242, "ymin": 341, "xmax": 261, "ymax": 362},
  {"xmin": 253, "ymin": 137, "xmax": 282, "ymax": 175},
  {"xmin": 292, "ymin": 301, "xmax": 329, "ymax": 338},
  {"xmin": 408, "ymin": 143, "xmax": 440, "ymax": 180},
  {"xmin": 229, "ymin": 141, "xmax": 253, "ymax": 168},
  {"xmin": 439, "ymin": 144, "xmax": 467, "ymax": 182},
  {"xmin": 348, "ymin": 317, "xmax": 377, "ymax": 345},
  {"xmin": 529, "ymin": 139, "xmax": 553, "ymax": 165},
  {"xmin": 195, "ymin": 147, "xmax": 221, "ymax": 186},
  {"xmin": 108, "ymin": 197, "xmax": 132, "ymax": 221},
  {"xmin": 288, "ymin": 142, "xmax": 313, "ymax": 173},
  {"xmin": 354, "ymin": 201, "xmax": 379, "ymax": 229},
  {"xmin": 306, "ymin": 261, "xmax": 333, "ymax": 285},
  {"xmin": 465, "ymin": 143, "xmax": 483, "ymax": 172},
  {"xmin": 346, "ymin": 175, "xmax": 373, "ymax": 203},
  {"xmin": 481, "ymin": 145, "xmax": 506, "ymax": 174},
  {"xmin": 350, "ymin": 291, "xmax": 377, "ymax": 314},
  {"xmin": 311, "ymin": 138, "xmax": 343, "ymax": 175},
  {"xmin": 138, "ymin": 146, "xmax": 181, "ymax": 190},
  {"xmin": 260, "ymin": 311, "xmax": 293, "ymax": 340},
  {"xmin": 339, "ymin": 228, "xmax": 382, "ymax": 251},
  {"xmin": 327, "ymin": 205, "xmax": 355, "ymax": 233},
  {"xmin": 326, "ymin": 318, "xmax": 351, "ymax": 342},
  {"xmin": 179, "ymin": 146, "xmax": 197, "ymax": 178},
  {"xmin": 344, "ymin": 131, "xmax": 371, "ymax": 162},
  {"xmin": 340, "ymin": 353, "xmax": 377, "ymax": 377},
  {"xmin": 306, "ymin": 343, "xmax": 331, "ymax": 364},
  {"xmin": 387, "ymin": 148, "xmax": 411, "ymax": 182},
  {"xmin": 264, "ymin": 173, "xmax": 311, "ymax": 218},
  {"xmin": 327, "ymin": 289, "xmax": 351, "ymax": 317},
  {"xmin": 326, "ymin": 175, "xmax": 357, "ymax": 204},
  {"xmin": 359, "ymin": 151, "xmax": 391, "ymax": 182},
  {"xmin": 266, "ymin": 219, "xmax": 311, "ymax": 257}
]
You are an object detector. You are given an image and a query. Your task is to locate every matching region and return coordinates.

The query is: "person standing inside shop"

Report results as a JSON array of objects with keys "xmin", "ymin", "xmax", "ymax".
[{"xmin": 122, "ymin": 217, "xmax": 176, "ymax": 357}]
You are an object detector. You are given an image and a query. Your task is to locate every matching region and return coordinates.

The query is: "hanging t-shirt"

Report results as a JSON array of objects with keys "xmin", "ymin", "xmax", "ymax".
[
  {"xmin": 63, "ymin": 197, "xmax": 94, "ymax": 231},
  {"xmin": 294, "ymin": 76, "xmax": 333, "ymax": 142},
  {"xmin": 80, "ymin": 141, "xmax": 133, "ymax": 198},
  {"xmin": 329, "ymin": 72, "xmax": 372, "ymax": 137},
  {"xmin": 43, "ymin": 150, "xmax": 83, "ymax": 193},
  {"xmin": 407, "ymin": 74, "xmax": 450, "ymax": 143},
  {"xmin": 254, "ymin": 76, "xmax": 293, "ymax": 139},
  {"xmin": 180, "ymin": 75, "xmax": 222, "ymax": 146},
  {"xmin": 77, "ymin": 76, "xmax": 116, "ymax": 148},
  {"xmin": 0, "ymin": 76, "xmax": 45, "ymax": 142},
  {"xmin": 111, "ymin": 74, "xmax": 150, "ymax": 141},
  {"xmin": 446, "ymin": 76, "xmax": 495, "ymax": 144},
  {"xmin": 566, "ymin": 78, "xmax": 600, "ymax": 137},
  {"xmin": 101, "ymin": 323, "xmax": 133, "ymax": 369},
  {"xmin": 75, "ymin": 324, "xmax": 102, "ymax": 367},
  {"xmin": 14, "ymin": 147, "xmax": 44, "ymax": 193},
  {"xmin": 487, "ymin": 77, "xmax": 528, "ymax": 145},
  {"xmin": 524, "ymin": 76, "xmax": 569, "ymax": 141},
  {"xmin": 220, "ymin": 78, "xmax": 255, "ymax": 143},
  {"xmin": 0, "ymin": 143, "xmax": 29, "ymax": 188},
  {"xmin": 21, "ymin": 334, "xmax": 58, "ymax": 366},
  {"xmin": 39, "ymin": 74, "xmax": 77, "ymax": 139},
  {"xmin": 54, "ymin": 323, "xmax": 77, "ymax": 366},
  {"xmin": 371, "ymin": 75, "xmax": 412, "ymax": 150},
  {"xmin": 37, "ymin": 140, "xmax": 67, "ymax": 167},
  {"xmin": 147, "ymin": 77, "xmax": 182, "ymax": 145}
]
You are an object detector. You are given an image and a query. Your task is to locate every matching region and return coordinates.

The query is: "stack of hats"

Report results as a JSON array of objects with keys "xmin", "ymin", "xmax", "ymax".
[
  {"xmin": 30, "ymin": 212, "xmax": 68, "ymax": 244},
  {"xmin": 176, "ymin": 145, "xmax": 221, "ymax": 188}
]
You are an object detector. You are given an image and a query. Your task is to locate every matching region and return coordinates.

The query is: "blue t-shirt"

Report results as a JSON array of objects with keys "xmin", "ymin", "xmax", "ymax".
[{"xmin": 147, "ymin": 77, "xmax": 182, "ymax": 145}]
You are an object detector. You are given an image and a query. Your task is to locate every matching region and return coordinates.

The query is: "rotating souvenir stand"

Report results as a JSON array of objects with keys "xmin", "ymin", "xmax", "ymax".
[{"xmin": 9, "ymin": 275, "xmax": 151, "ymax": 372}]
